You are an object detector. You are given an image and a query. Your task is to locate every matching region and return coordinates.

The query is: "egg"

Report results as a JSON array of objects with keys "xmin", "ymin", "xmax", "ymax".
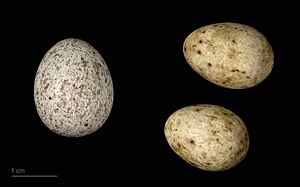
[
  {"xmin": 164, "ymin": 104, "xmax": 249, "ymax": 171},
  {"xmin": 183, "ymin": 22, "xmax": 274, "ymax": 89},
  {"xmin": 34, "ymin": 38, "xmax": 113, "ymax": 137}
]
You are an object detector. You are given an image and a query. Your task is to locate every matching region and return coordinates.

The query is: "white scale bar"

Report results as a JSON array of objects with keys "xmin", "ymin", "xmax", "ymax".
[{"xmin": 11, "ymin": 175, "xmax": 58, "ymax": 178}]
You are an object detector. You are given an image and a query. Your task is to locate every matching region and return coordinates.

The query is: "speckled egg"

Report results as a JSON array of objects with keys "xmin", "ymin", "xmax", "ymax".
[
  {"xmin": 164, "ymin": 104, "xmax": 249, "ymax": 171},
  {"xmin": 34, "ymin": 38, "xmax": 113, "ymax": 137},
  {"xmin": 183, "ymin": 22, "xmax": 274, "ymax": 89}
]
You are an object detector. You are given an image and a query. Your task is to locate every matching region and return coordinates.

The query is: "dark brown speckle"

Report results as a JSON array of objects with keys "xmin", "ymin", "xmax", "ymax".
[{"xmin": 190, "ymin": 139, "xmax": 195, "ymax": 144}]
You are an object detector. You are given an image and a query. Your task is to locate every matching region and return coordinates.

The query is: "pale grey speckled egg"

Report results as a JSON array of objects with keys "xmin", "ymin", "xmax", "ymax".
[
  {"xmin": 34, "ymin": 38, "xmax": 113, "ymax": 137},
  {"xmin": 183, "ymin": 22, "xmax": 274, "ymax": 89},
  {"xmin": 164, "ymin": 104, "xmax": 249, "ymax": 171}
]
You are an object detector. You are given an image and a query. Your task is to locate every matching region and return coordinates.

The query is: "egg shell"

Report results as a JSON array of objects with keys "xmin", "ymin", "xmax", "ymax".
[
  {"xmin": 34, "ymin": 38, "xmax": 113, "ymax": 137},
  {"xmin": 183, "ymin": 22, "xmax": 274, "ymax": 89},
  {"xmin": 164, "ymin": 104, "xmax": 249, "ymax": 171}
]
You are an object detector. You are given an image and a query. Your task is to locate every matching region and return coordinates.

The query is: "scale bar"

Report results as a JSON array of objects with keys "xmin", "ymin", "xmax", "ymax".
[{"xmin": 11, "ymin": 175, "xmax": 58, "ymax": 178}]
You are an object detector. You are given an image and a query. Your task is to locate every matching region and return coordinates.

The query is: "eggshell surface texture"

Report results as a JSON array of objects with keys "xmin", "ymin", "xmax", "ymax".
[
  {"xmin": 183, "ymin": 22, "xmax": 274, "ymax": 89},
  {"xmin": 34, "ymin": 38, "xmax": 113, "ymax": 137},
  {"xmin": 164, "ymin": 104, "xmax": 249, "ymax": 171}
]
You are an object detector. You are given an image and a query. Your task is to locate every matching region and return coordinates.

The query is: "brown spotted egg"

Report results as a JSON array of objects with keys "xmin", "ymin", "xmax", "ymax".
[
  {"xmin": 34, "ymin": 38, "xmax": 113, "ymax": 137},
  {"xmin": 183, "ymin": 22, "xmax": 274, "ymax": 89},
  {"xmin": 164, "ymin": 104, "xmax": 249, "ymax": 171}
]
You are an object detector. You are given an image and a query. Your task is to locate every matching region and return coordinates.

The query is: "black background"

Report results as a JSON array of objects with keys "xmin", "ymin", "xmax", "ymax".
[{"xmin": 4, "ymin": 1, "xmax": 298, "ymax": 185}]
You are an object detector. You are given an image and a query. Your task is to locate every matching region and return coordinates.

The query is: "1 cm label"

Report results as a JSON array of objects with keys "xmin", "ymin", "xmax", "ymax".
[{"xmin": 11, "ymin": 168, "xmax": 26, "ymax": 174}]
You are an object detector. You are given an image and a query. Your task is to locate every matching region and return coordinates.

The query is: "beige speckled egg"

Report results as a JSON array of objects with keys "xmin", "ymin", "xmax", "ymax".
[
  {"xmin": 164, "ymin": 104, "xmax": 249, "ymax": 171},
  {"xmin": 183, "ymin": 22, "xmax": 274, "ymax": 89},
  {"xmin": 34, "ymin": 38, "xmax": 113, "ymax": 137}
]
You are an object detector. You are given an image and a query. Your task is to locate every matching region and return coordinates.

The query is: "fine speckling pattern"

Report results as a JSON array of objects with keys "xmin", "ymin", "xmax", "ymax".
[
  {"xmin": 34, "ymin": 38, "xmax": 113, "ymax": 137},
  {"xmin": 183, "ymin": 22, "xmax": 274, "ymax": 89},
  {"xmin": 164, "ymin": 104, "xmax": 249, "ymax": 171}
]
